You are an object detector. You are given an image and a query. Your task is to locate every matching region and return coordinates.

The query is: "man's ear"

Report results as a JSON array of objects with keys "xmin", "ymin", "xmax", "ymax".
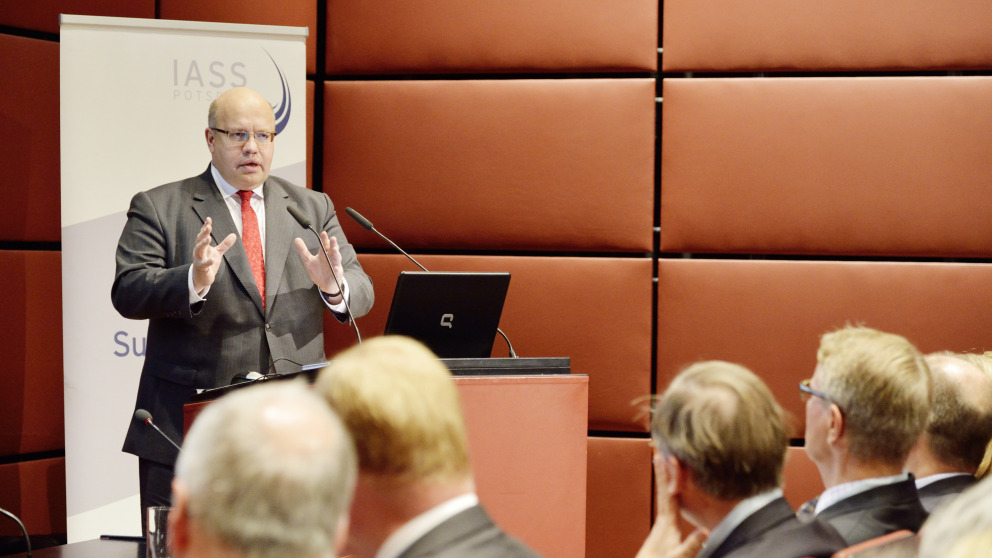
[
  {"xmin": 205, "ymin": 127, "xmax": 216, "ymax": 153},
  {"xmin": 827, "ymin": 403, "xmax": 845, "ymax": 445},
  {"xmin": 663, "ymin": 454, "xmax": 685, "ymax": 497},
  {"xmin": 168, "ymin": 480, "xmax": 190, "ymax": 556}
]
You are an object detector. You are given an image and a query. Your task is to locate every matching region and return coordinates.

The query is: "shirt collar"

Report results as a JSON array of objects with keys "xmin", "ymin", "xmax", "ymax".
[
  {"xmin": 210, "ymin": 163, "xmax": 263, "ymax": 199},
  {"xmin": 375, "ymin": 493, "xmax": 479, "ymax": 558},
  {"xmin": 700, "ymin": 489, "xmax": 782, "ymax": 557},
  {"xmin": 815, "ymin": 472, "xmax": 910, "ymax": 515},
  {"xmin": 915, "ymin": 471, "xmax": 973, "ymax": 489}
]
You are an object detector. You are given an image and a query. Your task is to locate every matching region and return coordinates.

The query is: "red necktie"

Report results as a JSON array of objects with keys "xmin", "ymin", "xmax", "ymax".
[{"xmin": 237, "ymin": 190, "xmax": 265, "ymax": 309}]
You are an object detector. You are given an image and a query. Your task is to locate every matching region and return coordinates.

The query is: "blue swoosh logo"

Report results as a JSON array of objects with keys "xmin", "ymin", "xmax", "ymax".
[{"xmin": 264, "ymin": 49, "xmax": 292, "ymax": 135}]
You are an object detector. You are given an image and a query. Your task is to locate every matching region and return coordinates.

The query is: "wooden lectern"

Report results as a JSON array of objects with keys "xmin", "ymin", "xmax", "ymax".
[{"xmin": 183, "ymin": 358, "xmax": 587, "ymax": 558}]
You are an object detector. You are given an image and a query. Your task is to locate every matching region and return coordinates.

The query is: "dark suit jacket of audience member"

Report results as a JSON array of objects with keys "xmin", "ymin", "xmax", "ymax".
[
  {"xmin": 696, "ymin": 497, "xmax": 847, "ymax": 558},
  {"xmin": 814, "ymin": 477, "xmax": 928, "ymax": 546},
  {"xmin": 917, "ymin": 475, "xmax": 976, "ymax": 513},
  {"xmin": 397, "ymin": 504, "xmax": 543, "ymax": 558}
]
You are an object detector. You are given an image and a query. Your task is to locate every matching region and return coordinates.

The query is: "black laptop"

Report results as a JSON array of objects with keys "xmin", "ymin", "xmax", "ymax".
[{"xmin": 383, "ymin": 271, "xmax": 511, "ymax": 358}]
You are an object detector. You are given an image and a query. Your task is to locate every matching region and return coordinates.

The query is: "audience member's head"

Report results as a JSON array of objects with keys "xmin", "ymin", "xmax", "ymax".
[
  {"xmin": 169, "ymin": 380, "xmax": 357, "ymax": 558},
  {"xmin": 316, "ymin": 336, "xmax": 471, "ymax": 483},
  {"xmin": 917, "ymin": 474, "xmax": 992, "ymax": 558},
  {"xmin": 806, "ymin": 326, "xmax": 931, "ymax": 485},
  {"xmin": 906, "ymin": 353, "xmax": 992, "ymax": 478},
  {"xmin": 954, "ymin": 351, "xmax": 992, "ymax": 479},
  {"xmin": 639, "ymin": 360, "xmax": 848, "ymax": 558},
  {"xmin": 314, "ymin": 336, "xmax": 479, "ymax": 557},
  {"xmin": 652, "ymin": 360, "xmax": 788, "ymax": 513}
]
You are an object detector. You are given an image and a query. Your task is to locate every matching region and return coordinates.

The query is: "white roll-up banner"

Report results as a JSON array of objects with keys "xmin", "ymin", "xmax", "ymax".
[{"xmin": 60, "ymin": 14, "xmax": 307, "ymax": 541}]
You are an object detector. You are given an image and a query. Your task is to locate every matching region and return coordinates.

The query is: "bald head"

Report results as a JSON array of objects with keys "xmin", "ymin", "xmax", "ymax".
[
  {"xmin": 926, "ymin": 354, "xmax": 992, "ymax": 412},
  {"xmin": 205, "ymin": 87, "xmax": 276, "ymax": 191},
  {"xmin": 208, "ymin": 87, "xmax": 274, "ymax": 129},
  {"xmin": 173, "ymin": 380, "xmax": 357, "ymax": 558},
  {"xmin": 917, "ymin": 353, "xmax": 992, "ymax": 473}
]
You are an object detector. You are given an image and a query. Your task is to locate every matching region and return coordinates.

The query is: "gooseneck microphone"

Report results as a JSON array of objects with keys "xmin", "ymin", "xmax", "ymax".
[
  {"xmin": 0, "ymin": 507, "xmax": 31, "ymax": 557},
  {"xmin": 345, "ymin": 207, "xmax": 429, "ymax": 272},
  {"xmin": 134, "ymin": 409, "xmax": 183, "ymax": 453},
  {"xmin": 344, "ymin": 207, "xmax": 518, "ymax": 358},
  {"xmin": 287, "ymin": 205, "xmax": 362, "ymax": 344}
]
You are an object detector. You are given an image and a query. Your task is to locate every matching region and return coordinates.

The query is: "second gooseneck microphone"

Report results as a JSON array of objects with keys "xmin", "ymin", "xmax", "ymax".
[
  {"xmin": 344, "ymin": 207, "xmax": 518, "ymax": 358},
  {"xmin": 345, "ymin": 207, "xmax": 428, "ymax": 272},
  {"xmin": 287, "ymin": 205, "xmax": 362, "ymax": 344}
]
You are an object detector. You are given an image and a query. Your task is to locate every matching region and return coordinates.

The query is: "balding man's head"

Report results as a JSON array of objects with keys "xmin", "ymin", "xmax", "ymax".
[
  {"xmin": 920, "ymin": 353, "xmax": 992, "ymax": 473},
  {"xmin": 205, "ymin": 87, "xmax": 277, "ymax": 191}
]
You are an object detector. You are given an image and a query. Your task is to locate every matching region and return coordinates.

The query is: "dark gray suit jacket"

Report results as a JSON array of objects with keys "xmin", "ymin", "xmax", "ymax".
[
  {"xmin": 698, "ymin": 497, "xmax": 847, "ymax": 558},
  {"xmin": 397, "ymin": 505, "xmax": 542, "ymax": 558},
  {"xmin": 814, "ymin": 477, "xmax": 928, "ymax": 546},
  {"xmin": 916, "ymin": 474, "xmax": 975, "ymax": 513},
  {"xmin": 113, "ymin": 167, "xmax": 373, "ymax": 465}
]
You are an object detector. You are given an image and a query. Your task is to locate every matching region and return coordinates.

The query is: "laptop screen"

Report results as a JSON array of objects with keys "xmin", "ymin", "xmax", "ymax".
[{"xmin": 383, "ymin": 271, "xmax": 511, "ymax": 358}]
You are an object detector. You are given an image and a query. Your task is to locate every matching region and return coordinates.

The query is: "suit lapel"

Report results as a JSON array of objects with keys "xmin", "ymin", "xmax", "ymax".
[
  {"xmin": 262, "ymin": 179, "xmax": 294, "ymax": 316},
  {"xmin": 191, "ymin": 168, "xmax": 264, "ymax": 316}
]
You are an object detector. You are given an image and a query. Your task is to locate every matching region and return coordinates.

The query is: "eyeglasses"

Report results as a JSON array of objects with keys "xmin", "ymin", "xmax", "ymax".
[
  {"xmin": 211, "ymin": 128, "xmax": 276, "ymax": 144},
  {"xmin": 799, "ymin": 379, "xmax": 837, "ymax": 407}
]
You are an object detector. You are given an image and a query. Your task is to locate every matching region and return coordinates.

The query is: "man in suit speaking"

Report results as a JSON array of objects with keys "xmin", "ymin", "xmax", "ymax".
[{"xmin": 111, "ymin": 86, "xmax": 374, "ymax": 520}]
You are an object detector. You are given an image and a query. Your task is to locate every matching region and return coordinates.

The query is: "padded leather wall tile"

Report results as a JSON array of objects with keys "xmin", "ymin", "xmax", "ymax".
[
  {"xmin": 660, "ymin": 77, "xmax": 992, "ymax": 257},
  {"xmin": 325, "ymin": 254, "xmax": 653, "ymax": 432},
  {"xmin": 0, "ymin": 35, "xmax": 60, "ymax": 243},
  {"xmin": 460, "ymin": 376, "xmax": 588, "ymax": 558},
  {"xmin": 0, "ymin": 459, "xmax": 66, "ymax": 536},
  {"xmin": 784, "ymin": 447, "xmax": 824, "ymax": 510},
  {"xmin": 0, "ymin": 252, "xmax": 64, "ymax": 456},
  {"xmin": 587, "ymin": 437, "xmax": 652, "ymax": 558},
  {"xmin": 657, "ymin": 259, "xmax": 992, "ymax": 435},
  {"xmin": 663, "ymin": 0, "xmax": 992, "ymax": 72},
  {"xmin": 324, "ymin": 79, "xmax": 655, "ymax": 253},
  {"xmin": 326, "ymin": 1, "xmax": 657, "ymax": 74},
  {"xmin": 0, "ymin": 1, "xmax": 152, "ymax": 34},
  {"xmin": 159, "ymin": 0, "xmax": 318, "ymax": 75}
]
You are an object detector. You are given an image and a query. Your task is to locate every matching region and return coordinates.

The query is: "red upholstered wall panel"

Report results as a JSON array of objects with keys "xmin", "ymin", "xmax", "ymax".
[
  {"xmin": 460, "ymin": 376, "xmax": 588, "ymax": 558},
  {"xmin": 586, "ymin": 437, "xmax": 652, "ymax": 558},
  {"xmin": 660, "ymin": 77, "xmax": 992, "ymax": 257},
  {"xmin": 326, "ymin": 254, "xmax": 653, "ymax": 432},
  {"xmin": 0, "ymin": 251, "xmax": 64, "ymax": 456},
  {"xmin": 0, "ymin": 35, "xmax": 60, "ymax": 243},
  {"xmin": 324, "ymin": 79, "xmax": 655, "ymax": 253},
  {"xmin": 0, "ymin": 1, "xmax": 152, "ymax": 34},
  {"xmin": 0, "ymin": 459, "xmax": 66, "ymax": 536},
  {"xmin": 159, "ymin": 0, "xmax": 318, "ymax": 75},
  {"xmin": 663, "ymin": 0, "xmax": 992, "ymax": 72},
  {"xmin": 326, "ymin": 0, "xmax": 657, "ymax": 74},
  {"xmin": 657, "ymin": 259, "xmax": 992, "ymax": 435}
]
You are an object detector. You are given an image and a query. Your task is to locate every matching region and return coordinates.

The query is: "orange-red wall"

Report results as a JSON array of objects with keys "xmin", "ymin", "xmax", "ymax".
[{"xmin": 3, "ymin": 2, "xmax": 992, "ymax": 556}]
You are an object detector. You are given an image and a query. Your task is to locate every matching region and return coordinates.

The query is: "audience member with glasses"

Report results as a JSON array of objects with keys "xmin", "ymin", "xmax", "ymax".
[
  {"xmin": 797, "ymin": 325, "xmax": 931, "ymax": 545},
  {"xmin": 112, "ymin": 86, "xmax": 374, "ymax": 529}
]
